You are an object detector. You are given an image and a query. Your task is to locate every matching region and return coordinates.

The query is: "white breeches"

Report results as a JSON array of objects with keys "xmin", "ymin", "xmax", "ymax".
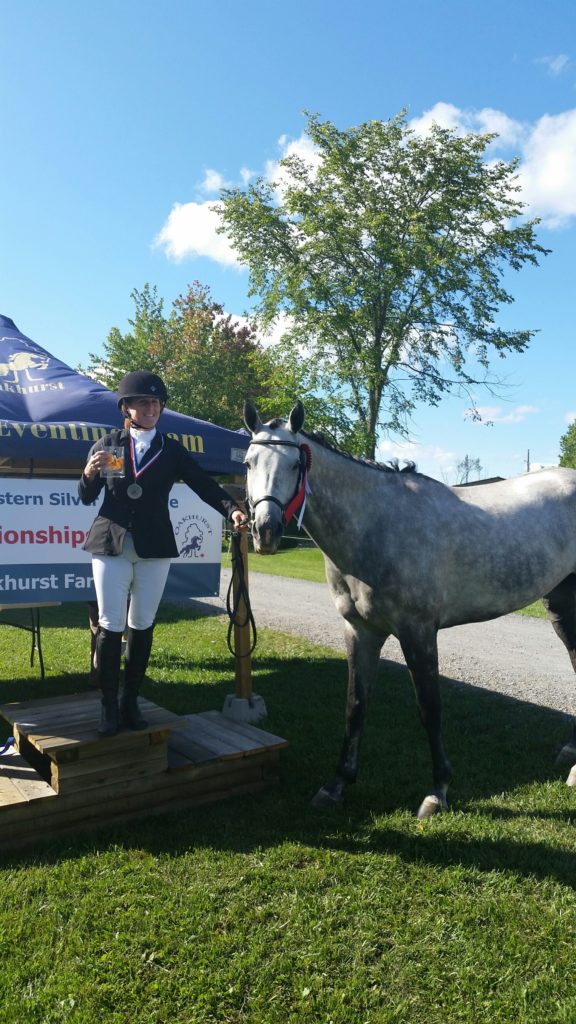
[{"xmin": 92, "ymin": 533, "xmax": 172, "ymax": 632}]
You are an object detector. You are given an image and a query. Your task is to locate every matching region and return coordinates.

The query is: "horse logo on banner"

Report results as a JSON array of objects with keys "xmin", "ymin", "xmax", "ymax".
[
  {"xmin": 0, "ymin": 349, "xmax": 50, "ymax": 384},
  {"xmin": 175, "ymin": 513, "xmax": 215, "ymax": 559}
]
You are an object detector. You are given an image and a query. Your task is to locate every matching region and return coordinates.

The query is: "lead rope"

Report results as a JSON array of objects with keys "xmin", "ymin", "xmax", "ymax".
[{"xmin": 225, "ymin": 530, "xmax": 257, "ymax": 657}]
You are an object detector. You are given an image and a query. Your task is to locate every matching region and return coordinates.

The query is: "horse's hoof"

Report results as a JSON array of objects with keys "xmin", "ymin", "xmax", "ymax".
[
  {"xmin": 310, "ymin": 785, "xmax": 341, "ymax": 810},
  {"xmin": 417, "ymin": 794, "xmax": 447, "ymax": 820},
  {"xmin": 555, "ymin": 744, "xmax": 576, "ymax": 770},
  {"xmin": 566, "ymin": 765, "xmax": 576, "ymax": 787}
]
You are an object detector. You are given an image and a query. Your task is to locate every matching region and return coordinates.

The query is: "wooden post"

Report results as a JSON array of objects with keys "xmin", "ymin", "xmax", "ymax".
[{"xmin": 231, "ymin": 528, "xmax": 253, "ymax": 700}]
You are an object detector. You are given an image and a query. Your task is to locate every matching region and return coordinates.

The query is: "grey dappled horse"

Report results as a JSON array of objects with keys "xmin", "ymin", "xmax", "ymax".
[{"xmin": 243, "ymin": 399, "xmax": 576, "ymax": 819}]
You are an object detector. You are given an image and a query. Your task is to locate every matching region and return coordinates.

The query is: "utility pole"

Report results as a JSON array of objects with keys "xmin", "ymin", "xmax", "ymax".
[{"xmin": 526, "ymin": 449, "xmax": 531, "ymax": 473}]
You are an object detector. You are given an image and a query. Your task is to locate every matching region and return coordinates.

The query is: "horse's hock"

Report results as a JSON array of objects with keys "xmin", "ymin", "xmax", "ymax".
[{"xmin": 0, "ymin": 691, "xmax": 288, "ymax": 850}]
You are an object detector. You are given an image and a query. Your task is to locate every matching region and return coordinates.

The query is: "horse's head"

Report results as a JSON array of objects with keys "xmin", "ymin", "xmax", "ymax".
[{"xmin": 243, "ymin": 400, "xmax": 308, "ymax": 555}]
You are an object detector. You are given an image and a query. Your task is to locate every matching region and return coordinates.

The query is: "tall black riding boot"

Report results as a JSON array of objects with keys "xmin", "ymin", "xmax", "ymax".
[
  {"xmin": 88, "ymin": 601, "xmax": 100, "ymax": 688},
  {"xmin": 120, "ymin": 626, "xmax": 153, "ymax": 730},
  {"xmin": 95, "ymin": 627, "xmax": 123, "ymax": 737}
]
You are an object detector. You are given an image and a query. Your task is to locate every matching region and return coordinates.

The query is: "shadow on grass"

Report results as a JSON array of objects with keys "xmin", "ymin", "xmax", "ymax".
[
  {"xmin": 1, "ymin": 604, "xmax": 575, "ymax": 886},
  {"xmin": 4, "ymin": 634, "xmax": 573, "ymax": 876}
]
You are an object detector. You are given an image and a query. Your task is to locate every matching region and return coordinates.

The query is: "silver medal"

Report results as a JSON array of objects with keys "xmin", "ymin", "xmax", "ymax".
[{"xmin": 127, "ymin": 483, "xmax": 143, "ymax": 499}]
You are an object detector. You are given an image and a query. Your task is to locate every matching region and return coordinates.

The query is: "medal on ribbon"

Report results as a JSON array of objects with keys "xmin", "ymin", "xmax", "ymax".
[{"xmin": 128, "ymin": 434, "xmax": 164, "ymax": 499}]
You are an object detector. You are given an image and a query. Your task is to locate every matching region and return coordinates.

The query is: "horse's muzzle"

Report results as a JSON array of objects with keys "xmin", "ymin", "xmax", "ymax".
[{"xmin": 251, "ymin": 509, "xmax": 283, "ymax": 555}]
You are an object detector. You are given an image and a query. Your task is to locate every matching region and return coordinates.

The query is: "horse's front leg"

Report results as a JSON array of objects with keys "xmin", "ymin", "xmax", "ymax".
[
  {"xmin": 399, "ymin": 624, "xmax": 453, "ymax": 819},
  {"xmin": 311, "ymin": 620, "xmax": 384, "ymax": 808}
]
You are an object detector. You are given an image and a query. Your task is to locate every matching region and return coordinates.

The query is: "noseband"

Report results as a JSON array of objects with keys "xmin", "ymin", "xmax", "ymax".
[{"xmin": 246, "ymin": 439, "xmax": 312, "ymax": 527}]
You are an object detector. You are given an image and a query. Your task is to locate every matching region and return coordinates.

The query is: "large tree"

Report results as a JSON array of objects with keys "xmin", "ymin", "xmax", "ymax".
[
  {"xmin": 80, "ymin": 283, "xmax": 167, "ymax": 386},
  {"xmin": 81, "ymin": 282, "xmax": 269, "ymax": 430},
  {"xmin": 559, "ymin": 421, "xmax": 576, "ymax": 468},
  {"xmin": 218, "ymin": 112, "xmax": 549, "ymax": 458}
]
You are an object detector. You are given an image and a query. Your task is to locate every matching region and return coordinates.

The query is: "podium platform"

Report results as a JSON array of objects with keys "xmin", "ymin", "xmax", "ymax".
[{"xmin": 0, "ymin": 691, "xmax": 287, "ymax": 851}]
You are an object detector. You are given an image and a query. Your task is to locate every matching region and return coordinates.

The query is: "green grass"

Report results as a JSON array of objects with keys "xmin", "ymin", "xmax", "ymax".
[
  {"xmin": 0, "ymin": 602, "xmax": 575, "ymax": 1023},
  {"xmin": 223, "ymin": 542, "xmax": 326, "ymax": 582},
  {"xmin": 516, "ymin": 600, "xmax": 548, "ymax": 619}
]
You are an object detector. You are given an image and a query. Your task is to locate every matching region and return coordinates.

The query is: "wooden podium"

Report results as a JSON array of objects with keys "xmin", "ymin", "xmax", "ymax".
[{"xmin": 0, "ymin": 691, "xmax": 287, "ymax": 851}]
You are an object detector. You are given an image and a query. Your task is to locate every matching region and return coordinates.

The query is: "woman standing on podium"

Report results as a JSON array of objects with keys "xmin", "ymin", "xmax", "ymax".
[{"xmin": 79, "ymin": 371, "xmax": 247, "ymax": 737}]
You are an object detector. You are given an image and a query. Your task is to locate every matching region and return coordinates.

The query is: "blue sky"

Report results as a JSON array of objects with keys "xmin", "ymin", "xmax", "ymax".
[{"xmin": 1, "ymin": 0, "xmax": 575, "ymax": 481}]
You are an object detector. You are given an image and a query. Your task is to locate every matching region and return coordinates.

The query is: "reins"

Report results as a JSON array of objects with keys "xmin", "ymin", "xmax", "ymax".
[{"xmin": 246, "ymin": 439, "xmax": 312, "ymax": 528}]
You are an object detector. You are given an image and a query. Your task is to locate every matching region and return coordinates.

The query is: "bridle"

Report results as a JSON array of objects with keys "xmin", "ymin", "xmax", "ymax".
[{"xmin": 246, "ymin": 438, "xmax": 312, "ymax": 527}]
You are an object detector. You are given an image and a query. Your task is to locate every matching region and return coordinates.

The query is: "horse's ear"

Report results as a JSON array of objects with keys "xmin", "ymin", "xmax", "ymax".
[
  {"xmin": 288, "ymin": 400, "xmax": 305, "ymax": 434},
  {"xmin": 243, "ymin": 400, "xmax": 263, "ymax": 435}
]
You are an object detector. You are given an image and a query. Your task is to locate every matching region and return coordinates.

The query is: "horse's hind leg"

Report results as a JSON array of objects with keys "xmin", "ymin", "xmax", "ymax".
[
  {"xmin": 399, "ymin": 624, "xmax": 453, "ymax": 819},
  {"xmin": 311, "ymin": 620, "xmax": 384, "ymax": 808},
  {"xmin": 543, "ymin": 575, "xmax": 576, "ymax": 780}
]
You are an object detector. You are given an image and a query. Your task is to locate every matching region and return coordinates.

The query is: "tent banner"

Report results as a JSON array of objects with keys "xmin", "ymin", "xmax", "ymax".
[
  {"xmin": 0, "ymin": 479, "xmax": 222, "ymax": 605},
  {"xmin": 0, "ymin": 315, "xmax": 249, "ymax": 473}
]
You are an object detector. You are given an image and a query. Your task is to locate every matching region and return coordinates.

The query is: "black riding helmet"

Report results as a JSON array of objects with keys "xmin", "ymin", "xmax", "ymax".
[{"xmin": 116, "ymin": 371, "xmax": 168, "ymax": 409}]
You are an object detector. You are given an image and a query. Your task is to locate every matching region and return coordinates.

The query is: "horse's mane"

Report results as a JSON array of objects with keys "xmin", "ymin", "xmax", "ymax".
[{"xmin": 266, "ymin": 418, "xmax": 417, "ymax": 475}]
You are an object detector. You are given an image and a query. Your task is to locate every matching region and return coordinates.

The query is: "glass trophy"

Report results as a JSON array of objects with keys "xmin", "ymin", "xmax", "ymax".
[{"xmin": 100, "ymin": 445, "xmax": 125, "ymax": 478}]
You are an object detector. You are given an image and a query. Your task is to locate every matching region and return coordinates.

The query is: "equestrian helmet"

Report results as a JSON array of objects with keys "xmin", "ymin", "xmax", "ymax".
[{"xmin": 116, "ymin": 371, "xmax": 168, "ymax": 408}]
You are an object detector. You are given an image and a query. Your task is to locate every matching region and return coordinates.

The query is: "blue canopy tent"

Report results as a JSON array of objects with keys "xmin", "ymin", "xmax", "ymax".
[
  {"xmin": 0, "ymin": 313, "xmax": 251, "ymax": 627},
  {"xmin": 0, "ymin": 322, "xmax": 270, "ymax": 803},
  {"xmin": 0, "ymin": 315, "xmax": 248, "ymax": 475}
]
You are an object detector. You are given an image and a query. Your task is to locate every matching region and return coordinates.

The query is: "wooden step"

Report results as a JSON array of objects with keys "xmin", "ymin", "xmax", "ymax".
[
  {"xmin": 168, "ymin": 711, "xmax": 289, "ymax": 769},
  {"xmin": 0, "ymin": 697, "xmax": 288, "ymax": 851},
  {"xmin": 0, "ymin": 691, "xmax": 180, "ymax": 760},
  {"xmin": 0, "ymin": 745, "xmax": 56, "ymax": 809}
]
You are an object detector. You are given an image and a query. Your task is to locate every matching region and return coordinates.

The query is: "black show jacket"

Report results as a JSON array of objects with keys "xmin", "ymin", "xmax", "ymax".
[{"xmin": 79, "ymin": 430, "xmax": 240, "ymax": 558}]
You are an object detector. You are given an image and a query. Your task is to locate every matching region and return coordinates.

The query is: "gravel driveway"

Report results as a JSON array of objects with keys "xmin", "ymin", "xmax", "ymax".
[{"xmin": 195, "ymin": 570, "xmax": 576, "ymax": 716}]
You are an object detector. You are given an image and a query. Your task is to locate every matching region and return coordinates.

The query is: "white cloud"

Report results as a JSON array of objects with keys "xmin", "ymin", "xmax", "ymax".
[
  {"xmin": 153, "ymin": 200, "xmax": 240, "ymax": 266},
  {"xmin": 411, "ymin": 102, "xmax": 576, "ymax": 228},
  {"xmin": 154, "ymin": 133, "xmax": 321, "ymax": 266},
  {"xmin": 474, "ymin": 108, "xmax": 526, "ymax": 148},
  {"xmin": 565, "ymin": 410, "xmax": 576, "ymax": 424},
  {"xmin": 199, "ymin": 169, "xmax": 230, "ymax": 194},
  {"xmin": 409, "ymin": 102, "xmax": 463, "ymax": 135},
  {"xmin": 377, "ymin": 437, "xmax": 458, "ymax": 480},
  {"xmin": 259, "ymin": 311, "xmax": 294, "ymax": 348},
  {"xmin": 409, "ymin": 102, "xmax": 525, "ymax": 150},
  {"xmin": 266, "ymin": 132, "xmax": 321, "ymax": 177},
  {"xmin": 466, "ymin": 404, "xmax": 539, "ymax": 425},
  {"xmin": 536, "ymin": 54, "xmax": 570, "ymax": 76},
  {"xmin": 518, "ymin": 109, "xmax": 576, "ymax": 226},
  {"xmin": 265, "ymin": 132, "xmax": 322, "ymax": 198}
]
